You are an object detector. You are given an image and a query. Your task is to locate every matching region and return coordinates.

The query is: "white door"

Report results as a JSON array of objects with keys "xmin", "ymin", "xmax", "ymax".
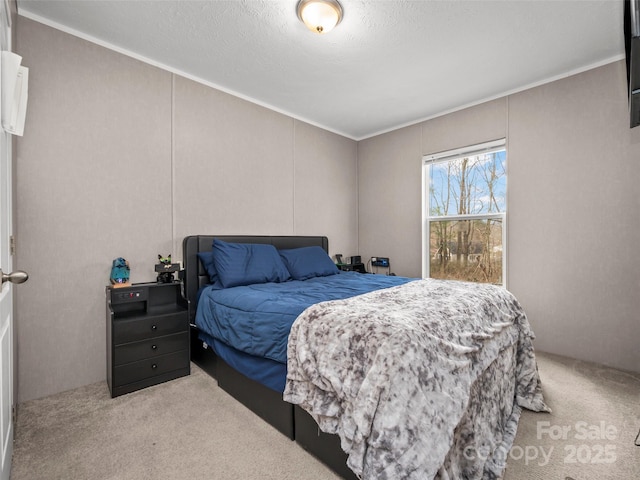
[
  {"xmin": 0, "ymin": 125, "xmax": 16, "ymax": 480},
  {"xmin": 0, "ymin": 4, "xmax": 27, "ymax": 479}
]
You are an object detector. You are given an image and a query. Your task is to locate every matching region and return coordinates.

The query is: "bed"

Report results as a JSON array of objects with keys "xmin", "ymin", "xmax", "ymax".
[{"xmin": 183, "ymin": 235, "xmax": 549, "ymax": 480}]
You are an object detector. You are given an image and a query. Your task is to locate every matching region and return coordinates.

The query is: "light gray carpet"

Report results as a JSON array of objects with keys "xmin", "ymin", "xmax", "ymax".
[
  {"xmin": 11, "ymin": 365, "xmax": 340, "ymax": 480},
  {"xmin": 503, "ymin": 352, "xmax": 640, "ymax": 480},
  {"xmin": 10, "ymin": 352, "xmax": 640, "ymax": 480}
]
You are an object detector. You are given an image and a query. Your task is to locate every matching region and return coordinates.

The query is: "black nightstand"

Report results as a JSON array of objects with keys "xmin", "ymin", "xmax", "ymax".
[
  {"xmin": 337, "ymin": 263, "xmax": 366, "ymax": 273},
  {"xmin": 106, "ymin": 282, "xmax": 190, "ymax": 397}
]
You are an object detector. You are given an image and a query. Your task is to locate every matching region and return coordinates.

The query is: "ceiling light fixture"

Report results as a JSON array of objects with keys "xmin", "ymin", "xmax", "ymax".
[{"xmin": 297, "ymin": 0, "xmax": 343, "ymax": 34}]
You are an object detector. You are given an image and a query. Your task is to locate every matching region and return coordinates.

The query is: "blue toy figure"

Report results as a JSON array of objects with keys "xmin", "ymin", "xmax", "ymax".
[{"xmin": 110, "ymin": 257, "xmax": 131, "ymax": 287}]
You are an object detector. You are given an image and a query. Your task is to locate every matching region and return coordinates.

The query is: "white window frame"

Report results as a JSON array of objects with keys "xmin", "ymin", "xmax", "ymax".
[{"xmin": 421, "ymin": 139, "xmax": 507, "ymax": 286}]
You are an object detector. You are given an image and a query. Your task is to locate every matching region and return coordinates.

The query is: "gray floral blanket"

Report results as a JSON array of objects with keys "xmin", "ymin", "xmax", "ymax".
[{"xmin": 283, "ymin": 279, "xmax": 549, "ymax": 480}]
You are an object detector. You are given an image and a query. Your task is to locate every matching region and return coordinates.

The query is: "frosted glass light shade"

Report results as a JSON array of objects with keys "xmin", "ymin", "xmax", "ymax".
[{"xmin": 297, "ymin": 0, "xmax": 343, "ymax": 34}]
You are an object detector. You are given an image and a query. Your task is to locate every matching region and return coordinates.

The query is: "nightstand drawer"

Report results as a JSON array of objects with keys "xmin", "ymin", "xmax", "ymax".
[
  {"xmin": 113, "ymin": 311, "xmax": 187, "ymax": 344},
  {"xmin": 114, "ymin": 332, "xmax": 189, "ymax": 366},
  {"xmin": 114, "ymin": 350, "xmax": 189, "ymax": 387}
]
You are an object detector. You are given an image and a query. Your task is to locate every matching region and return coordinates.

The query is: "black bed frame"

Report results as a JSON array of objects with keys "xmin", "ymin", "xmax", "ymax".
[{"xmin": 182, "ymin": 235, "xmax": 356, "ymax": 480}]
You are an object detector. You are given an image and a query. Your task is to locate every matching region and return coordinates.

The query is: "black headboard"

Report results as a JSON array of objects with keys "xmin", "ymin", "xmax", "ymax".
[{"xmin": 182, "ymin": 235, "xmax": 329, "ymax": 322}]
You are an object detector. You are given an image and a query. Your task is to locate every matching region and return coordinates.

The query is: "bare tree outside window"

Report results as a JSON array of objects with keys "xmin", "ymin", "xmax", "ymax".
[{"xmin": 423, "ymin": 141, "xmax": 506, "ymax": 285}]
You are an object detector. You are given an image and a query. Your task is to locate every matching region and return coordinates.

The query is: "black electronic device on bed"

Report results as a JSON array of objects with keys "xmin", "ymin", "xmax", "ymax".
[{"xmin": 182, "ymin": 235, "xmax": 356, "ymax": 480}]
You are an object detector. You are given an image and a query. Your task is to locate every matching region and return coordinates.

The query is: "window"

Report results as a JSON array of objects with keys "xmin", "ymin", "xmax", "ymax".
[{"xmin": 422, "ymin": 139, "xmax": 506, "ymax": 285}]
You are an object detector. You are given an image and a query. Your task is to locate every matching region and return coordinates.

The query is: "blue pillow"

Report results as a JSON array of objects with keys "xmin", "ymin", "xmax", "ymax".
[
  {"xmin": 212, "ymin": 239, "xmax": 291, "ymax": 288},
  {"xmin": 197, "ymin": 251, "xmax": 218, "ymax": 285},
  {"xmin": 279, "ymin": 246, "xmax": 339, "ymax": 280}
]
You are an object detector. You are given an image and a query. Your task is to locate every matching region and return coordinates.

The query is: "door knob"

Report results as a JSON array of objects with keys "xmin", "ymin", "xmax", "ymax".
[{"xmin": 0, "ymin": 269, "xmax": 28, "ymax": 286}]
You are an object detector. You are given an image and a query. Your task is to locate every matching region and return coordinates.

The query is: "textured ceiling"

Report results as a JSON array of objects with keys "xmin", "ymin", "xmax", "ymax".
[{"xmin": 17, "ymin": 0, "xmax": 625, "ymax": 140}]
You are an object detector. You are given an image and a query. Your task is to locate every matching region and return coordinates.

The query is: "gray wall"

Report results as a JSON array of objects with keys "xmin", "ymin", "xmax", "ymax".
[
  {"xmin": 359, "ymin": 62, "xmax": 640, "ymax": 374},
  {"xmin": 15, "ymin": 18, "xmax": 358, "ymax": 402},
  {"xmin": 358, "ymin": 124, "xmax": 423, "ymax": 278}
]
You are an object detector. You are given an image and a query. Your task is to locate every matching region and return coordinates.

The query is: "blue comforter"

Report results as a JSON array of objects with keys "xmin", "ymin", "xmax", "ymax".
[{"xmin": 195, "ymin": 271, "xmax": 415, "ymax": 364}]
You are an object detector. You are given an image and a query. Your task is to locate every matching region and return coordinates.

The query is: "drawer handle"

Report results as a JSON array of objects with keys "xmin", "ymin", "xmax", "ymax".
[
  {"xmin": 151, "ymin": 324, "xmax": 158, "ymax": 331},
  {"xmin": 151, "ymin": 344, "xmax": 158, "ymax": 351},
  {"xmin": 151, "ymin": 363, "xmax": 158, "ymax": 370}
]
